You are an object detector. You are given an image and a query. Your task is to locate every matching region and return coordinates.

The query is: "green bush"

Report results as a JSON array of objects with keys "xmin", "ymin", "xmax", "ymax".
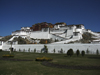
[
  {"xmin": 2, "ymin": 54, "xmax": 14, "ymax": 58},
  {"xmin": 80, "ymin": 32, "xmax": 95, "ymax": 43},
  {"xmin": 67, "ymin": 48, "xmax": 73, "ymax": 57},
  {"xmin": 0, "ymin": 49, "xmax": 2, "ymax": 52},
  {"xmin": 19, "ymin": 49, "xmax": 21, "ymax": 52},
  {"xmin": 28, "ymin": 48, "xmax": 30, "ymax": 52},
  {"xmin": 86, "ymin": 48, "xmax": 89, "ymax": 54},
  {"xmin": 76, "ymin": 49, "xmax": 80, "ymax": 56},
  {"xmin": 13, "ymin": 36, "xmax": 29, "ymax": 44},
  {"xmin": 81, "ymin": 51, "xmax": 85, "ymax": 56},
  {"xmin": 44, "ymin": 45, "xmax": 48, "ymax": 53},
  {"xmin": 60, "ymin": 48, "xmax": 63, "ymax": 54},
  {"xmin": 34, "ymin": 48, "xmax": 36, "ymax": 53},
  {"xmin": 96, "ymin": 49, "xmax": 99, "ymax": 55},
  {"xmin": 35, "ymin": 57, "xmax": 53, "ymax": 61},
  {"xmin": 41, "ymin": 49, "xmax": 42, "ymax": 53},
  {"xmin": 53, "ymin": 49, "xmax": 55, "ymax": 53}
]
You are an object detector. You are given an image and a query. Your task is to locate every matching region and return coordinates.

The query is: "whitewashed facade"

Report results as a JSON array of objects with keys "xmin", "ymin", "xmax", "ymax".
[
  {"xmin": 2, "ymin": 44, "xmax": 100, "ymax": 54},
  {"xmin": 0, "ymin": 24, "xmax": 100, "ymax": 54},
  {"xmin": 10, "ymin": 24, "xmax": 100, "ymax": 44}
]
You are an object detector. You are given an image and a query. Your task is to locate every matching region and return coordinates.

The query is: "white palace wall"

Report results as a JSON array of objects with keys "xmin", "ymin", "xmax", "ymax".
[
  {"xmin": 0, "ymin": 45, "xmax": 2, "ymax": 49},
  {"xmin": 30, "ymin": 31, "xmax": 50, "ymax": 39},
  {"xmin": 2, "ymin": 44, "xmax": 100, "ymax": 54}
]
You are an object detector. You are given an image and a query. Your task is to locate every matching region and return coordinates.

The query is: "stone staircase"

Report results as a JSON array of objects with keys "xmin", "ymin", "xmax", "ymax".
[{"xmin": 26, "ymin": 36, "xmax": 34, "ymax": 43}]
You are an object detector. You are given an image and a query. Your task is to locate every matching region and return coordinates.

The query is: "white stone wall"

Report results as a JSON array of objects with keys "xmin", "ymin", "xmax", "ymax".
[
  {"xmin": 21, "ymin": 27, "xmax": 30, "ymax": 30},
  {"xmin": 54, "ymin": 25, "xmax": 60, "ymax": 29},
  {"xmin": 54, "ymin": 24, "xmax": 65, "ymax": 29},
  {"xmin": 30, "ymin": 31, "xmax": 50, "ymax": 39},
  {"xmin": 58, "ymin": 34, "xmax": 66, "ymax": 37},
  {"xmin": 88, "ymin": 30, "xmax": 100, "ymax": 36},
  {"xmin": 2, "ymin": 44, "xmax": 100, "ymax": 54},
  {"xmin": 73, "ymin": 33, "xmax": 82, "ymax": 39},
  {"xmin": 52, "ymin": 38, "xmax": 80, "ymax": 44},
  {"xmin": 81, "ymin": 25, "xmax": 85, "ymax": 29},
  {"xmin": 12, "ymin": 31, "xmax": 30, "ymax": 36},
  {"xmin": 76, "ymin": 29, "xmax": 83, "ymax": 34},
  {"xmin": 66, "ymin": 29, "xmax": 73, "ymax": 37},
  {"xmin": 49, "ymin": 34, "xmax": 65, "ymax": 41},
  {"xmin": 50, "ymin": 30, "xmax": 64, "ymax": 34},
  {"xmin": 0, "ymin": 41, "xmax": 3, "ymax": 45},
  {"xmin": 2, "ymin": 45, "xmax": 11, "ymax": 51},
  {"xmin": 0, "ymin": 45, "xmax": 2, "ymax": 49}
]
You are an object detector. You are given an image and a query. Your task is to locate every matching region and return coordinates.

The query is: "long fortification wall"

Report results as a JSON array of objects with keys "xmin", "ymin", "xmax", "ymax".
[{"xmin": 2, "ymin": 44, "xmax": 100, "ymax": 54}]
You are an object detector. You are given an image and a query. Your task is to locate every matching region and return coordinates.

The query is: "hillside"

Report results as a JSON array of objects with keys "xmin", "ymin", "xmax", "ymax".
[
  {"xmin": 0, "ymin": 35, "xmax": 13, "ymax": 42},
  {"xmin": 0, "ymin": 22, "xmax": 100, "ymax": 44}
]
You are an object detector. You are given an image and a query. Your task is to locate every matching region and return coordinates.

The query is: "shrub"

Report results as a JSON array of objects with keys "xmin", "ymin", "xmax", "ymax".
[
  {"xmin": 76, "ymin": 49, "xmax": 80, "ymax": 56},
  {"xmin": 81, "ymin": 51, "xmax": 85, "ymax": 56},
  {"xmin": 0, "ymin": 49, "xmax": 2, "ymax": 52},
  {"xmin": 28, "ymin": 48, "xmax": 30, "ymax": 52},
  {"xmin": 34, "ymin": 48, "xmax": 36, "ymax": 53},
  {"xmin": 96, "ymin": 49, "xmax": 99, "ymax": 55},
  {"xmin": 35, "ymin": 57, "xmax": 53, "ymax": 61},
  {"xmin": 41, "ymin": 49, "xmax": 42, "ymax": 53},
  {"xmin": 80, "ymin": 32, "xmax": 95, "ymax": 43},
  {"xmin": 19, "ymin": 49, "xmax": 21, "ymax": 52},
  {"xmin": 2, "ymin": 54, "xmax": 14, "ymax": 58},
  {"xmin": 23, "ymin": 49, "xmax": 25, "ymax": 52},
  {"xmin": 45, "ymin": 48, "xmax": 48, "ymax": 53},
  {"xmin": 14, "ymin": 36, "xmax": 27, "ymax": 44},
  {"xmin": 86, "ymin": 48, "xmax": 89, "ymax": 54},
  {"xmin": 39, "ymin": 39, "xmax": 52, "ymax": 44},
  {"xmin": 67, "ymin": 48, "xmax": 73, "ymax": 57},
  {"xmin": 60, "ymin": 48, "xmax": 63, "ymax": 54},
  {"xmin": 55, "ymin": 39, "xmax": 59, "ymax": 42},
  {"xmin": 44, "ymin": 45, "xmax": 48, "ymax": 53},
  {"xmin": 53, "ymin": 49, "xmax": 55, "ymax": 53}
]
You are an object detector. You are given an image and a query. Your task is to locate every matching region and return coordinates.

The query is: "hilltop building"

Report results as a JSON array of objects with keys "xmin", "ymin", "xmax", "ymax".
[
  {"xmin": 0, "ymin": 22, "xmax": 100, "ymax": 54},
  {"xmin": 0, "ymin": 22, "xmax": 100, "ymax": 45},
  {"xmin": 11, "ymin": 23, "xmax": 87, "ymax": 44}
]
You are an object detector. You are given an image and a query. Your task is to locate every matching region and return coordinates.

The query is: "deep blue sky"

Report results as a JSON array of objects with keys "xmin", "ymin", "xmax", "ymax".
[{"xmin": 0, "ymin": 0, "xmax": 100, "ymax": 36}]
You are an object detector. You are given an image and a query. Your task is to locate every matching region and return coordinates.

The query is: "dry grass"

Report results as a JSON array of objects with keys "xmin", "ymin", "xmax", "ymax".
[{"xmin": 0, "ymin": 51, "xmax": 100, "ymax": 75}]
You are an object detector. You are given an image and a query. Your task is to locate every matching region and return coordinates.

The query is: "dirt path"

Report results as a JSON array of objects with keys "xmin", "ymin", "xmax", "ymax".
[
  {"xmin": 0, "ymin": 58, "xmax": 33, "ymax": 61},
  {"xmin": 42, "ymin": 61, "xmax": 100, "ymax": 70}
]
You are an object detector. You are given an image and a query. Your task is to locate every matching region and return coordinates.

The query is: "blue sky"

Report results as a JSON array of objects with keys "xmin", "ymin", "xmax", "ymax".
[{"xmin": 0, "ymin": 0, "xmax": 100, "ymax": 36}]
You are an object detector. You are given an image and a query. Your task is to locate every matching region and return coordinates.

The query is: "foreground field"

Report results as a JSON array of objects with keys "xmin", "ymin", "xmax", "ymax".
[{"xmin": 0, "ymin": 51, "xmax": 100, "ymax": 75}]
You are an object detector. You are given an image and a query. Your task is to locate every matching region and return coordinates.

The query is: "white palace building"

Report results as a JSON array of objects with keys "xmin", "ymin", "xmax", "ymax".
[
  {"xmin": 11, "ymin": 24, "xmax": 100, "ymax": 43},
  {"xmin": 0, "ymin": 23, "xmax": 100, "ymax": 54},
  {"xmin": 11, "ymin": 24, "xmax": 85, "ymax": 41}
]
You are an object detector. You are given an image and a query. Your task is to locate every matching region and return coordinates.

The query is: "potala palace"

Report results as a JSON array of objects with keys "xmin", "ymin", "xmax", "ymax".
[{"xmin": 0, "ymin": 22, "xmax": 100, "ymax": 54}]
